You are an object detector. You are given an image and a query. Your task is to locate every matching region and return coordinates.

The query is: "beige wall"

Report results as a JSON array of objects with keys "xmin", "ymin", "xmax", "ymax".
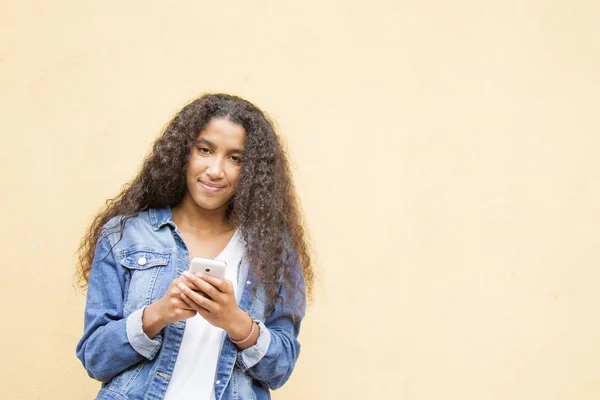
[{"xmin": 1, "ymin": 0, "xmax": 599, "ymax": 398}]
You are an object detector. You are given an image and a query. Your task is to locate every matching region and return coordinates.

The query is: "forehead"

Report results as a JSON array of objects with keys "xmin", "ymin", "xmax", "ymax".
[{"xmin": 197, "ymin": 117, "xmax": 246, "ymax": 148}]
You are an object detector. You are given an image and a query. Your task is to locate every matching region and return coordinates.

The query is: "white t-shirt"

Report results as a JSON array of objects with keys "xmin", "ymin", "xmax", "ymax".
[{"xmin": 164, "ymin": 230, "xmax": 244, "ymax": 400}]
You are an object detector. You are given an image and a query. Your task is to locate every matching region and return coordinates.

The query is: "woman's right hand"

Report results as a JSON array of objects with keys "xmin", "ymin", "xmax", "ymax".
[{"xmin": 142, "ymin": 277, "xmax": 197, "ymax": 338}]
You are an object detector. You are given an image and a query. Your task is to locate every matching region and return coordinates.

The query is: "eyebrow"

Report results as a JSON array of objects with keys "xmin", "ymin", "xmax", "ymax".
[{"xmin": 196, "ymin": 138, "xmax": 245, "ymax": 154}]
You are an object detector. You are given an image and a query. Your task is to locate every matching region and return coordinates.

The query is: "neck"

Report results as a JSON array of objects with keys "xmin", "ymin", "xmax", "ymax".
[{"xmin": 172, "ymin": 196, "xmax": 232, "ymax": 235}]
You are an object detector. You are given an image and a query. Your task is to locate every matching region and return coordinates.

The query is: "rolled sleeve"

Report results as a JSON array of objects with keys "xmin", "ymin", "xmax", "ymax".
[
  {"xmin": 126, "ymin": 307, "xmax": 163, "ymax": 360},
  {"xmin": 237, "ymin": 321, "xmax": 271, "ymax": 370}
]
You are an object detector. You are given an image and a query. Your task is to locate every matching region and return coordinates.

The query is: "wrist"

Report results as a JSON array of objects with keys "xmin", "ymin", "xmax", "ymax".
[
  {"xmin": 142, "ymin": 302, "xmax": 167, "ymax": 339},
  {"xmin": 227, "ymin": 309, "xmax": 253, "ymax": 341}
]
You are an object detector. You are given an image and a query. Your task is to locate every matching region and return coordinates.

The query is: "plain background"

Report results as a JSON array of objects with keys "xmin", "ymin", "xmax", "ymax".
[{"xmin": 1, "ymin": 1, "xmax": 599, "ymax": 399}]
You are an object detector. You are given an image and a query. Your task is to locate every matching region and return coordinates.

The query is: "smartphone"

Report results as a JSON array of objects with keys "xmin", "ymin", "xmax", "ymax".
[{"xmin": 189, "ymin": 257, "xmax": 227, "ymax": 279}]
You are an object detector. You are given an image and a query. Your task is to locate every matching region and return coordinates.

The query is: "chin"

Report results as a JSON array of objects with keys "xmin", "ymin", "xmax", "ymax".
[{"xmin": 191, "ymin": 196, "xmax": 228, "ymax": 211}]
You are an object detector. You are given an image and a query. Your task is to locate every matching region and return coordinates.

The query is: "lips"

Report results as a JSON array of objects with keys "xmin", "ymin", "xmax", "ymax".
[{"xmin": 199, "ymin": 180, "xmax": 225, "ymax": 193}]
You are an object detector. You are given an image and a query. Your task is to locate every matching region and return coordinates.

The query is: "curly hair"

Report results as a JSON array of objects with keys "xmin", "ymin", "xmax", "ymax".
[{"xmin": 76, "ymin": 93, "xmax": 313, "ymax": 314}]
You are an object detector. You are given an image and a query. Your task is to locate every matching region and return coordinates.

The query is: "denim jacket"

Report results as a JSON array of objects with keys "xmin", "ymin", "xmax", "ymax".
[{"xmin": 76, "ymin": 208, "xmax": 305, "ymax": 400}]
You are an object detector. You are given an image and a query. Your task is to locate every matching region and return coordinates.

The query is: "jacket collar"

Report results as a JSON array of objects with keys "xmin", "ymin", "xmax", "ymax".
[{"xmin": 149, "ymin": 207, "xmax": 175, "ymax": 231}]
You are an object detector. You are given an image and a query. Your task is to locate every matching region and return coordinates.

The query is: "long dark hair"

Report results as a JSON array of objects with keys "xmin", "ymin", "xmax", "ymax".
[{"xmin": 76, "ymin": 93, "xmax": 313, "ymax": 313}]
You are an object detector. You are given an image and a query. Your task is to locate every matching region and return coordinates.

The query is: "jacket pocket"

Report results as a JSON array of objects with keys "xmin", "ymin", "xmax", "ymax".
[
  {"xmin": 118, "ymin": 249, "xmax": 171, "ymax": 314},
  {"xmin": 95, "ymin": 388, "xmax": 128, "ymax": 400}
]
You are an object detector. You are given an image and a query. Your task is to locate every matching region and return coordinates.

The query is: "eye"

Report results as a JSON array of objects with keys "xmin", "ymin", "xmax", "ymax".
[
  {"xmin": 230, "ymin": 155, "xmax": 243, "ymax": 164},
  {"xmin": 197, "ymin": 147, "xmax": 211, "ymax": 155}
]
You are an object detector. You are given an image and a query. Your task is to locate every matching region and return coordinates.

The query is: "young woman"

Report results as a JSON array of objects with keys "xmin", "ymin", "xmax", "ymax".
[{"xmin": 75, "ymin": 93, "xmax": 313, "ymax": 400}]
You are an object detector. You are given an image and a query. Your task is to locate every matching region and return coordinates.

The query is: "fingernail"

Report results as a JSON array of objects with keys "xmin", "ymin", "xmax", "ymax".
[
  {"xmin": 178, "ymin": 283, "xmax": 186, "ymax": 290},
  {"xmin": 183, "ymin": 271, "xmax": 191, "ymax": 277}
]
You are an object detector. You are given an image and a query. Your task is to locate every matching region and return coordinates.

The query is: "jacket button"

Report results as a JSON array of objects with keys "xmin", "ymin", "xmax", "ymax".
[
  {"xmin": 138, "ymin": 257, "xmax": 147, "ymax": 266},
  {"xmin": 216, "ymin": 380, "xmax": 221, "ymax": 385},
  {"xmin": 246, "ymin": 281, "xmax": 251, "ymax": 285}
]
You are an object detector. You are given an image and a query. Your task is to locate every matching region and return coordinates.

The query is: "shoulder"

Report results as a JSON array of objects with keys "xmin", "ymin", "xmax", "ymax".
[
  {"xmin": 102, "ymin": 211, "xmax": 152, "ymax": 235},
  {"xmin": 101, "ymin": 210, "xmax": 169, "ymax": 252}
]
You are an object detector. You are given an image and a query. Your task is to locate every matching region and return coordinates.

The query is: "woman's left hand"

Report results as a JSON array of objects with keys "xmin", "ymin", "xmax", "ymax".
[{"xmin": 178, "ymin": 270, "xmax": 251, "ymax": 338}]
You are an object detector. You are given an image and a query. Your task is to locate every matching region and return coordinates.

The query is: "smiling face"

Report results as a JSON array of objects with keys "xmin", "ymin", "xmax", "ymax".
[{"xmin": 183, "ymin": 117, "xmax": 246, "ymax": 213}]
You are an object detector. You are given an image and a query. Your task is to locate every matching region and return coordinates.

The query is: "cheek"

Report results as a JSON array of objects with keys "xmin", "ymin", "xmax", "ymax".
[
  {"xmin": 229, "ymin": 167, "xmax": 242, "ymax": 188},
  {"xmin": 187, "ymin": 157, "xmax": 206, "ymax": 177}
]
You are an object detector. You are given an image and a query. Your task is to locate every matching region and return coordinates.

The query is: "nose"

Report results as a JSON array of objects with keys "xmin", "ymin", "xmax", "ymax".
[{"xmin": 205, "ymin": 157, "xmax": 225, "ymax": 179}]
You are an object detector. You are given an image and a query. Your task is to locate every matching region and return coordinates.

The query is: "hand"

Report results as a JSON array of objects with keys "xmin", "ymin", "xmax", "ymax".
[
  {"xmin": 179, "ymin": 271, "xmax": 251, "ymax": 339},
  {"xmin": 142, "ymin": 277, "xmax": 197, "ymax": 338}
]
